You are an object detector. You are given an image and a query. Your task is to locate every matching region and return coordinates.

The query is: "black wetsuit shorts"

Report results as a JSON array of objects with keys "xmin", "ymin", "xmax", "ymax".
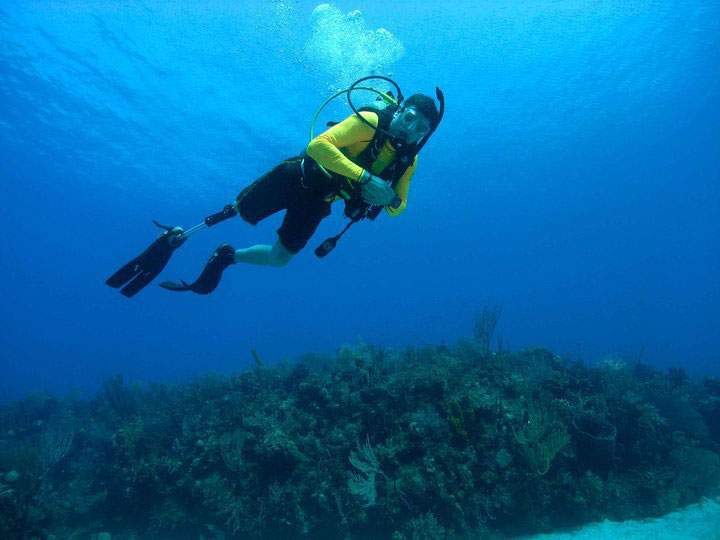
[{"xmin": 235, "ymin": 157, "xmax": 331, "ymax": 253}]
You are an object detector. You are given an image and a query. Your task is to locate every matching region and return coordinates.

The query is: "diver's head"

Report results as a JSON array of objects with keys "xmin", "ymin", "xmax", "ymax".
[{"xmin": 389, "ymin": 93, "xmax": 440, "ymax": 144}]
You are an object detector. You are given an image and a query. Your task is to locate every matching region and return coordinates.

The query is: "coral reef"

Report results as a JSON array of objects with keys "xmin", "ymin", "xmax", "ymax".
[{"xmin": 0, "ymin": 332, "xmax": 718, "ymax": 539}]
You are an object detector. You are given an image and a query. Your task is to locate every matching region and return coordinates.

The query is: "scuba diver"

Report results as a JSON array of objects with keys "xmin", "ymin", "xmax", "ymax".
[{"xmin": 106, "ymin": 76, "xmax": 444, "ymax": 297}]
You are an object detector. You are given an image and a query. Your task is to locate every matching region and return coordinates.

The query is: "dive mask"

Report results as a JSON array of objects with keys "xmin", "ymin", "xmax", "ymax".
[{"xmin": 389, "ymin": 105, "xmax": 431, "ymax": 144}]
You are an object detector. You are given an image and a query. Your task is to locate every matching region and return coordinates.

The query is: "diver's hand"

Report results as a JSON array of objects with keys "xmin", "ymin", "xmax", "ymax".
[{"xmin": 360, "ymin": 172, "xmax": 396, "ymax": 206}]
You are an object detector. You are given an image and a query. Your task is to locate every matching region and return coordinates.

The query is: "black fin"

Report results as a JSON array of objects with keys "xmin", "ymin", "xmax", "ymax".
[
  {"xmin": 160, "ymin": 244, "xmax": 235, "ymax": 295},
  {"xmin": 106, "ymin": 259, "xmax": 143, "ymax": 290},
  {"xmin": 106, "ymin": 227, "xmax": 186, "ymax": 298},
  {"xmin": 158, "ymin": 280, "xmax": 191, "ymax": 292}
]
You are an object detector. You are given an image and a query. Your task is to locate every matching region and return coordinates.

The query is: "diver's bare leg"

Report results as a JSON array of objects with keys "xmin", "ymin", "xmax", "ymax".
[{"xmin": 233, "ymin": 238, "xmax": 294, "ymax": 267}]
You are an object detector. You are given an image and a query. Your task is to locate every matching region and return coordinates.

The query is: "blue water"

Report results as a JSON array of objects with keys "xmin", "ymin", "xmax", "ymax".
[{"xmin": 1, "ymin": 0, "xmax": 718, "ymax": 403}]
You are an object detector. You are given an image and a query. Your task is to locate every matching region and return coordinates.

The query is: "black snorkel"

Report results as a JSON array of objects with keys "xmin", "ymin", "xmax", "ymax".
[{"xmin": 413, "ymin": 86, "xmax": 445, "ymax": 154}]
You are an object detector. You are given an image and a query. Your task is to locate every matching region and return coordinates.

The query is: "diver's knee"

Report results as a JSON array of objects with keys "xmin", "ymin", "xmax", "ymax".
[
  {"xmin": 270, "ymin": 240, "xmax": 294, "ymax": 267},
  {"xmin": 270, "ymin": 253, "xmax": 292, "ymax": 267},
  {"xmin": 271, "ymin": 257, "xmax": 290, "ymax": 267}
]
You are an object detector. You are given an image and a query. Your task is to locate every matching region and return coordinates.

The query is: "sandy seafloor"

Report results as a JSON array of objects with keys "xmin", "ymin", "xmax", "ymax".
[{"xmin": 522, "ymin": 497, "xmax": 720, "ymax": 539}]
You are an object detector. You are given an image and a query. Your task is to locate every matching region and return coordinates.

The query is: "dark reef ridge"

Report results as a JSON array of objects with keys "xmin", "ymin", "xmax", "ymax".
[{"xmin": 1, "ymin": 325, "xmax": 719, "ymax": 539}]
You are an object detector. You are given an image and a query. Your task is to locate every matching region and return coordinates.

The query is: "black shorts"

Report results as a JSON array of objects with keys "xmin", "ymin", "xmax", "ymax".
[{"xmin": 235, "ymin": 157, "xmax": 331, "ymax": 253}]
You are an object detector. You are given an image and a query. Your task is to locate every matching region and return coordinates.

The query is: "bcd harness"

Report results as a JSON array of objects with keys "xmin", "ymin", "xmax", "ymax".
[{"xmin": 301, "ymin": 102, "xmax": 418, "ymax": 223}]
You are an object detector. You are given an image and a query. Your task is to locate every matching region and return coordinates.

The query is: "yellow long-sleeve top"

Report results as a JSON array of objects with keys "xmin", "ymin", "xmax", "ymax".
[{"xmin": 305, "ymin": 111, "xmax": 418, "ymax": 216}]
